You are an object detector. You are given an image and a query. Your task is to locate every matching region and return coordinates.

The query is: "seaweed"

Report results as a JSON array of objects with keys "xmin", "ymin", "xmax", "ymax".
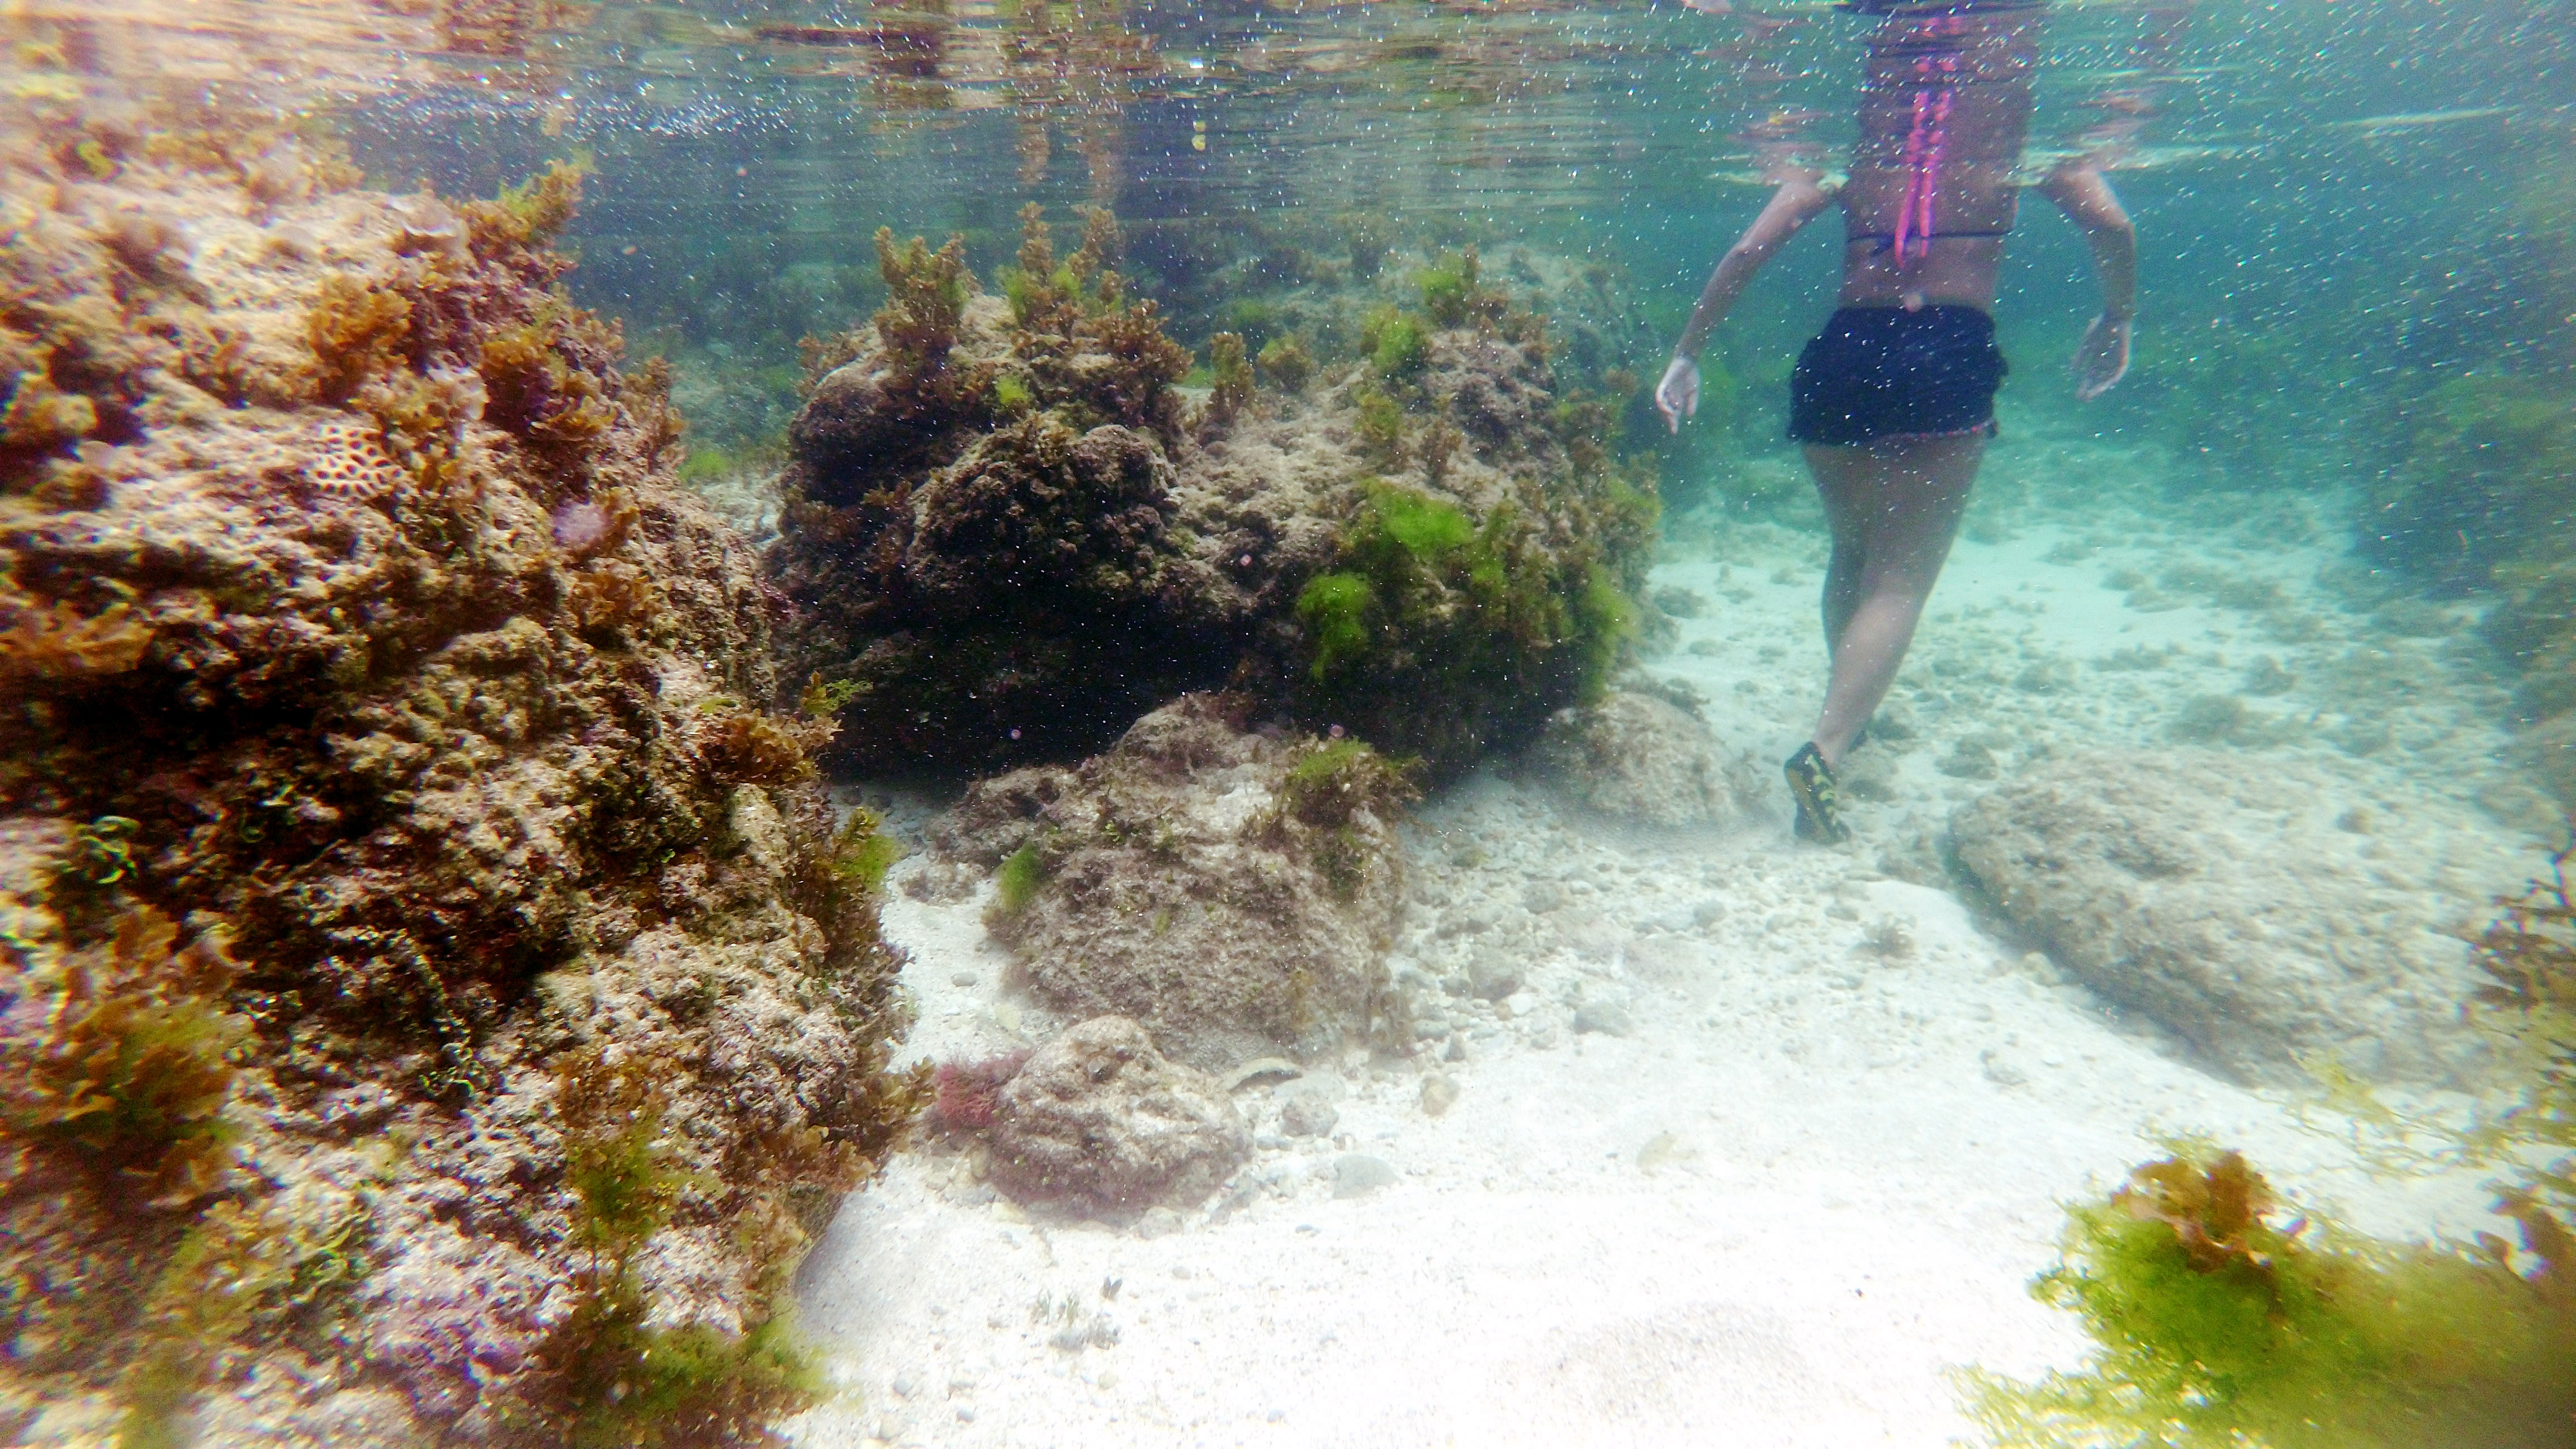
[
  {"xmin": 1290, "ymin": 480, "xmax": 1638, "ymax": 771},
  {"xmin": 702, "ymin": 711, "xmax": 821, "ymax": 785},
  {"xmin": 992, "ymin": 842, "xmax": 1046, "ymax": 919},
  {"xmin": 930, "ymin": 1049, "xmax": 1030, "ymax": 1133},
  {"xmin": 1256, "ymin": 333, "xmax": 1314, "ymax": 393},
  {"xmin": 1417, "ymin": 246, "xmax": 1506, "ymax": 330},
  {"xmin": 0, "ymin": 582, "xmax": 153, "ymax": 692},
  {"xmin": 1277, "ymin": 737, "xmax": 1419, "ymax": 828},
  {"xmin": 1361, "ymin": 305, "xmax": 1428, "ymax": 382},
  {"xmin": 478, "ymin": 300, "xmax": 618, "ymax": 443},
  {"xmin": 461, "ymin": 157, "xmax": 588, "ymax": 259},
  {"xmin": 305, "ymin": 273, "xmax": 413, "ymax": 403},
  {"xmin": 1354, "ymin": 387, "xmax": 1404, "ymax": 467},
  {"xmin": 0, "ymin": 905, "xmax": 245, "ymax": 1209},
  {"xmin": 504, "ymin": 1048, "xmax": 826, "ymax": 1449},
  {"xmin": 1207, "ymin": 330, "xmax": 1252, "ymax": 423},
  {"xmin": 112, "ymin": 1189, "xmax": 370, "ymax": 1449},
  {"xmin": 872, "ymin": 227, "xmax": 977, "ymax": 408},
  {"xmin": 1963, "ymin": 1145, "xmax": 2576, "ymax": 1449},
  {"xmin": 831, "ymin": 807, "xmax": 906, "ymax": 899},
  {"xmin": 1968, "ymin": 852, "xmax": 2576, "ymax": 1447}
]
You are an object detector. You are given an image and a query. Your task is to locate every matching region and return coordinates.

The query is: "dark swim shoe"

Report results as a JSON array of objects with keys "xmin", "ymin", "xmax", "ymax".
[{"xmin": 1783, "ymin": 742, "xmax": 1852, "ymax": 845}]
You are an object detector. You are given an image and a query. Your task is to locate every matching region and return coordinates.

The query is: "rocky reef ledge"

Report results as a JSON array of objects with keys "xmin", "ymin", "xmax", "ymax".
[
  {"xmin": 767, "ymin": 211, "xmax": 1660, "ymax": 780},
  {"xmin": 0, "ymin": 101, "xmax": 918, "ymax": 1445}
]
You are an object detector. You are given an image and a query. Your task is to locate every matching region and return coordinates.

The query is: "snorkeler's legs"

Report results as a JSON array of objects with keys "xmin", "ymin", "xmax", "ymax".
[
  {"xmin": 1802, "ymin": 436, "xmax": 1983, "ymax": 768},
  {"xmin": 1808, "ymin": 448, "xmax": 1875, "ymax": 651}
]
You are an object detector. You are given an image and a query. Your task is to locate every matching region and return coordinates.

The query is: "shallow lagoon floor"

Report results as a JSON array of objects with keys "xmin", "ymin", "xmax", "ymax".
[{"xmin": 779, "ymin": 426, "xmax": 2546, "ymax": 1448}]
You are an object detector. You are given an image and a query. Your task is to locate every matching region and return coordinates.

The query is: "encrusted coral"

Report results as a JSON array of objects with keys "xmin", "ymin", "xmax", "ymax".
[{"xmin": 0, "ymin": 103, "xmax": 918, "ymax": 1447}]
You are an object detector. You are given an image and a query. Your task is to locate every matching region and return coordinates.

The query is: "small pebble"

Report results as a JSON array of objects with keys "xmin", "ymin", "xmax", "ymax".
[
  {"xmin": 1419, "ymin": 1073, "xmax": 1460, "ymax": 1117},
  {"xmin": 1573, "ymin": 1000, "xmax": 1634, "ymax": 1036},
  {"xmin": 1332, "ymin": 1153, "xmax": 1400, "ymax": 1198}
]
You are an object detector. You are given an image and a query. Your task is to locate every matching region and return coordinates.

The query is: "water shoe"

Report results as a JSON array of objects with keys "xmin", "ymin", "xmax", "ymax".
[{"xmin": 1783, "ymin": 741, "xmax": 1852, "ymax": 844}]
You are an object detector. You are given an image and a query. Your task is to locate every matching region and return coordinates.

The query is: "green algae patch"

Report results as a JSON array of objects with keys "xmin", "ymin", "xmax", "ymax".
[
  {"xmin": 1290, "ymin": 479, "xmax": 1640, "ymax": 773},
  {"xmin": 994, "ymin": 842, "xmax": 1046, "ymax": 917},
  {"xmin": 1966, "ymin": 1143, "xmax": 2576, "ymax": 1449}
]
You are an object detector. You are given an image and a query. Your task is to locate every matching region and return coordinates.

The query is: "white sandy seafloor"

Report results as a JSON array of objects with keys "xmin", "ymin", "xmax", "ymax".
[{"xmin": 778, "ymin": 424, "xmax": 2563, "ymax": 1449}]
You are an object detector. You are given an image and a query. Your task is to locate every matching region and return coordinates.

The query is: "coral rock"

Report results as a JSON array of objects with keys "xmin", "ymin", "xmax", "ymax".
[
  {"xmin": 0, "ymin": 115, "xmax": 913, "ymax": 1445},
  {"xmin": 1949, "ymin": 750, "xmax": 2521, "ymax": 1084},
  {"xmin": 988, "ymin": 1015, "xmax": 1250, "ymax": 1216},
  {"xmin": 1535, "ymin": 689, "xmax": 1764, "ymax": 827},
  {"xmin": 936, "ymin": 694, "xmax": 1407, "ymax": 1067}
]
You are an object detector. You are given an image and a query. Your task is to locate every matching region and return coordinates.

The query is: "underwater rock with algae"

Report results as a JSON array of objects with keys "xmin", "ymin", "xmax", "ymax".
[
  {"xmin": 0, "ymin": 101, "xmax": 921, "ymax": 1448},
  {"xmin": 931, "ymin": 693, "xmax": 1412, "ymax": 1069},
  {"xmin": 770, "ymin": 209, "xmax": 1658, "ymax": 778}
]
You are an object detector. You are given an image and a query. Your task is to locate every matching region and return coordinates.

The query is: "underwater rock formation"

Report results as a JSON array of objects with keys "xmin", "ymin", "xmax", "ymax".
[
  {"xmin": 986, "ymin": 1015, "xmax": 1250, "ymax": 1218},
  {"xmin": 1533, "ymin": 688, "xmax": 1764, "ymax": 827},
  {"xmin": 933, "ymin": 694, "xmax": 1411, "ymax": 1068},
  {"xmin": 0, "ymin": 105, "xmax": 916, "ymax": 1445},
  {"xmin": 769, "ymin": 211, "xmax": 1657, "ymax": 778},
  {"xmin": 1949, "ymin": 751, "xmax": 2513, "ymax": 1086}
]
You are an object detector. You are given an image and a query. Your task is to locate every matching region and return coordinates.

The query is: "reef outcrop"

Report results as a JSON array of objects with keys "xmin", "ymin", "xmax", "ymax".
[
  {"xmin": 1949, "ymin": 751, "xmax": 2516, "ymax": 1085},
  {"xmin": 986, "ymin": 1015, "xmax": 1250, "ymax": 1218},
  {"xmin": 933, "ymin": 693, "xmax": 1412, "ymax": 1069},
  {"xmin": 0, "ymin": 101, "xmax": 916, "ymax": 1446},
  {"xmin": 769, "ymin": 216, "xmax": 1658, "ymax": 779}
]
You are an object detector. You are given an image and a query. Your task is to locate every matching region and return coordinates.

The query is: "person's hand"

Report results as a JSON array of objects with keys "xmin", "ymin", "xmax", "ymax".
[
  {"xmin": 2072, "ymin": 313, "xmax": 2130, "ymax": 401},
  {"xmin": 1655, "ymin": 355, "xmax": 1699, "ymax": 433}
]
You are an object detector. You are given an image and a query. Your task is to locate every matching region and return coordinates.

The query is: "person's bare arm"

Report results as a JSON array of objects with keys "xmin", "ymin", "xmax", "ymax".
[
  {"xmin": 2037, "ymin": 163, "xmax": 2136, "ymax": 399},
  {"xmin": 1658, "ymin": 176, "xmax": 1835, "ymax": 430},
  {"xmin": 1677, "ymin": 176, "xmax": 1836, "ymax": 358}
]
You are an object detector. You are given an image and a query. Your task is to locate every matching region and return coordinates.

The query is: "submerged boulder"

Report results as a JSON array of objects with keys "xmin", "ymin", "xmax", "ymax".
[
  {"xmin": 1534, "ymin": 688, "xmax": 1765, "ymax": 827},
  {"xmin": 1949, "ymin": 750, "xmax": 2523, "ymax": 1085},
  {"xmin": 0, "ymin": 117, "xmax": 914, "ymax": 1444},
  {"xmin": 935, "ymin": 693, "xmax": 1411, "ymax": 1068},
  {"xmin": 769, "ymin": 210, "xmax": 1658, "ymax": 779},
  {"xmin": 987, "ymin": 1015, "xmax": 1251, "ymax": 1216}
]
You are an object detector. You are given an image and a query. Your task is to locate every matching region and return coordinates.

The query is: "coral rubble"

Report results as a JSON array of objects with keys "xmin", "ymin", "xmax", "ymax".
[
  {"xmin": 768, "ymin": 207, "xmax": 1658, "ymax": 779},
  {"xmin": 932, "ymin": 694, "xmax": 1411, "ymax": 1068},
  {"xmin": 1948, "ymin": 751, "xmax": 2513, "ymax": 1085},
  {"xmin": 0, "ymin": 97, "xmax": 917, "ymax": 1445}
]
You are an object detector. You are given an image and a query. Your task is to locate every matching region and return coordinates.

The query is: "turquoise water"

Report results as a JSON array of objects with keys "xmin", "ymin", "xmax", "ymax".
[{"xmin": 334, "ymin": 0, "xmax": 2570, "ymax": 465}]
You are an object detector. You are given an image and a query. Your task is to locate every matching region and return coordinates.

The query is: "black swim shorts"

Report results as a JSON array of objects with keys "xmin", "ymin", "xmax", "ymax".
[{"xmin": 1788, "ymin": 305, "xmax": 2007, "ymax": 446}]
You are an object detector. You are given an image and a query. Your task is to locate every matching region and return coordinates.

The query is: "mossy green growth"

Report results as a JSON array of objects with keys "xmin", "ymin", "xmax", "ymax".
[
  {"xmin": 1209, "ymin": 330, "xmax": 1252, "ymax": 420},
  {"xmin": 1355, "ymin": 388, "xmax": 1404, "ymax": 466},
  {"xmin": 1417, "ymin": 245, "xmax": 1503, "ymax": 329},
  {"xmin": 1291, "ymin": 479, "xmax": 1639, "ymax": 771},
  {"xmin": 1361, "ymin": 305, "xmax": 1427, "ymax": 381},
  {"xmin": 1963, "ymin": 1145, "xmax": 2576, "ymax": 1449},
  {"xmin": 994, "ymin": 842, "xmax": 1046, "ymax": 917},
  {"xmin": 991, "ymin": 372, "xmax": 1035, "ymax": 414},
  {"xmin": 675, "ymin": 446, "xmax": 735, "ymax": 486},
  {"xmin": 1295, "ymin": 572, "xmax": 1375, "ymax": 681},
  {"xmin": 831, "ymin": 807, "xmax": 906, "ymax": 898},
  {"xmin": 517, "ymin": 1047, "xmax": 828, "ymax": 1448},
  {"xmin": 1279, "ymin": 737, "xmax": 1419, "ymax": 828},
  {"xmin": 1257, "ymin": 334, "xmax": 1315, "ymax": 392}
]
